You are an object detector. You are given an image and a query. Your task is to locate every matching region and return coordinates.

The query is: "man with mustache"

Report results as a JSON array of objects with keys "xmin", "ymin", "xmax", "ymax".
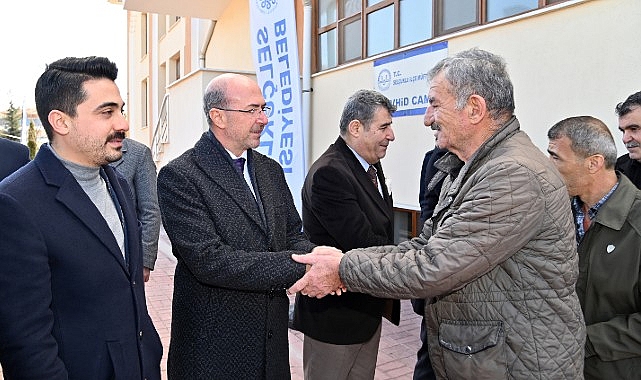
[
  {"xmin": 157, "ymin": 73, "xmax": 316, "ymax": 379},
  {"xmin": 615, "ymin": 91, "xmax": 641, "ymax": 189},
  {"xmin": 289, "ymin": 48, "xmax": 585, "ymax": 379},
  {"xmin": 0, "ymin": 56, "xmax": 162, "ymax": 379},
  {"xmin": 292, "ymin": 89, "xmax": 399, "ymax": 380}
]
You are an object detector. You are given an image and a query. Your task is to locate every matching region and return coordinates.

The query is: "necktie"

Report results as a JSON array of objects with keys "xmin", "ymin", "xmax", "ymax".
[
  {"xmin": 233, "ymin": 157, "xmax": 245, "ymax": 176},
  {"xmin": 367, "ymin": 165, "xmax": 378, "ymax": 189}
]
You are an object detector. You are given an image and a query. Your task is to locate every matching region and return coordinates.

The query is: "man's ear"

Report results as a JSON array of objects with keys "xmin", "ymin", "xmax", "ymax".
[
  {"xmin": 467, "ymin": 94, "xmax": 487, "ymax": 125},
  {"xmin": 209, "ymin": 108, "xmax": 225, "ymax": 129},
  {"xmin": 48, "ymin": 110, "xmax": 71, "ymax": 136},
  {"xmin": 347, "ymin": 119, "xmax": 361, "ymax": 137},
  {"xmin": 586, "ymin": 154, "xmax": 605, "ymax": 174}
]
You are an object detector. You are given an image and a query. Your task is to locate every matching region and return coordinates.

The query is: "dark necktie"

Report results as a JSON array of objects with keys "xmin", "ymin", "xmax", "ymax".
[
  {"xmin": 367, "ymin": 165, "xmax": 378, "ymax": 189},
  {"xmin": 233, "ymin": 157, "xmax": 245, "ymax": 176}
]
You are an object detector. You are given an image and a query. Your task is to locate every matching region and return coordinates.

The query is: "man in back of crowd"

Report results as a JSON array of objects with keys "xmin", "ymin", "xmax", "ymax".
[
  {"xmin": 615, "ymin": 91, "xmax": 641, "ymax": 188},
  {"xmin": 548, "ymin": 116, "xmax": 641, "ymax": 379}
]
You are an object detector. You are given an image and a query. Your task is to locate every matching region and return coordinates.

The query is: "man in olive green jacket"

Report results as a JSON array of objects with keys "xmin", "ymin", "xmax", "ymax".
[{"xmin": 548, "ymin": 116, "xmax": 641, "ymax": 379}]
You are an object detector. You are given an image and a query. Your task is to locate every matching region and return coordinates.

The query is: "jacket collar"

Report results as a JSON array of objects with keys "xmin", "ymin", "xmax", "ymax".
[
  {"xmin": 35, "ymin": 144, "xmax": 132, "ymax": 273},
  {"xmin": 193, "ymin": 132, "xmax": 268, "ymax": 234},
  {"xmin": 334, "ymin": 136, "xmax": 393, "ymax": 220},
  {"xmin": 592, "ymin": 174, "xmax": 639, "ymax": 231}
]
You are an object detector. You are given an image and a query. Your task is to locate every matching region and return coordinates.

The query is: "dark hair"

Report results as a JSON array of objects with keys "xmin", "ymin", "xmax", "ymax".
[
  {"xmin": 615, "ymin": 91, "xmax": 641, "ymax": 117},
  {"xmin": 339, "ymin": 89, "xmax": 396, "ymax": 135},
  {"xmin": 428, "ymin": 48, "xmax": 515, "ymax": 122},
  {"xmin": 547, "ymin": 116, "xmax": 617, "ymax": 169},
  {"xmin": 35, "ymin": 56, "xmax": 118, "ymax": 141}
]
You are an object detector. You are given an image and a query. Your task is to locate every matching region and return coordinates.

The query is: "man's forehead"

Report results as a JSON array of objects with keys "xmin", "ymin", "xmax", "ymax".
[{"xmin": 619, "ymin": 106, "xmax": 641, "ymax": 128}]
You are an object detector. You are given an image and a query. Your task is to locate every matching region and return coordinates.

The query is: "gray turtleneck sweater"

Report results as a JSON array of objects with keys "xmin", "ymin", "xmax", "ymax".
[{"xmin": 49, "ymin": 147, "xmax": 126, "ymax": 259}]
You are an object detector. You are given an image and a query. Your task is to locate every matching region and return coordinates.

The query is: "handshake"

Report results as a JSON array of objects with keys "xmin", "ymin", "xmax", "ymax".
[{"xmin": 288, "ymin": 246, "xmax": 347, "ymax": 298}]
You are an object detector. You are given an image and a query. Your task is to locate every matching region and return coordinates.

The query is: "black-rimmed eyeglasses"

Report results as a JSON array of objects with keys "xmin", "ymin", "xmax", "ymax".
[{"xmin": 212, "ymin": 106, "xmax": 271, "ymax": 115}]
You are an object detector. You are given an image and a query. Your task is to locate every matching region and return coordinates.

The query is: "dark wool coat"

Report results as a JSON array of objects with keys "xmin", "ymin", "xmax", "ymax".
[
  {"xmin": 158, "ymin": 132, "xmax": 314, "ymax": 380},
  {"xmin": 0, "ymin": 145, "xmax": 162, "ymax": 379},
  {"xmin": 0, "ymin": 138, "xmax": 29, "ymax": 181}
]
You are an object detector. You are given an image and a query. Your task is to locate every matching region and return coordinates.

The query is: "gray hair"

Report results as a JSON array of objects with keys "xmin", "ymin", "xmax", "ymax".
[
  {"xmin": 339, "ymin": 89, "xmax": 396, "ymax": 135},
  {"xmin": 203, "ymin": 80, "xmax": 229, "ymax": 127},
  {"xmin": 547, "ymin": 116, "xmax": 617, "ymax": 169},
  {"xmin": 428, "ymin": 48, "xmax": 515, "ymax": 121}
]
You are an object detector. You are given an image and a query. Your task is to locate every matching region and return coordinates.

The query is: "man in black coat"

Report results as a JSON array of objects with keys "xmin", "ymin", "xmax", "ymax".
[
  {"xmin": 615, "ymin": 91, "xmax": 641, "ymax": 189},
  {"xmin": 292, "ymin": 89, "xmax": 400, "ymax": 379},
  {"xmin": 0, "ymin": 138, "xmax": 29, "ymax": 181},
  {"xmin": 0, "ymin": 56, "xmax": 162, "ymax": 379},
  {"xmin": 157, "ymin": 73, "xmax": 315, "ymax": 380}
]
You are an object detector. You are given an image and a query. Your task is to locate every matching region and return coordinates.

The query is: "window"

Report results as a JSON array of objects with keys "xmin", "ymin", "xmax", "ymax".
[
  {"xmin": 487, "ymin": 0, "xmax": 538, "ymax": 22},
  {"xmin": 366, "ymin": 5, "xmax": 394, "ymax": 56},
  {"xmin": 315, "ymin": 0, "xmax": 569, "ymax": 72},
  {"xmin": 169, "ymin": 53, "xmax": 181, "ymax": 83},
  {"xmin": 393, "ymin": 208, "xmax": 420, "ymax": 244},
  {"xmin": 141, "ymin": 13, "xmax": 148, "ymax": 57},
  {"xmin": 141, "ymin": 79, "xmax": 148, "ymax": 128}
]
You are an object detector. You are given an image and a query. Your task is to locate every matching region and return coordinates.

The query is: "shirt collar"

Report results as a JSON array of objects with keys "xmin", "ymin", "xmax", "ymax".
[{"xmin": 346, "ymin": 144, "xmax": 372, "ymax": 172}]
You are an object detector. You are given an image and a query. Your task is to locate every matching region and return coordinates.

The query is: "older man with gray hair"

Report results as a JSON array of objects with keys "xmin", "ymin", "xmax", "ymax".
[
  {"xmin": 289, "ymin": 48, "xmax": 586, "ymax": 379},
  {"xmin": 548, "ymin": 116, "xmax": 641, "ymax": 380}
]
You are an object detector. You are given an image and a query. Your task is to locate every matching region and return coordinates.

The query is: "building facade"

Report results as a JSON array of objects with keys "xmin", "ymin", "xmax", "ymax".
[{"xmin": 118, "ymin": 0, "xmax": 641, "ymax": 239}]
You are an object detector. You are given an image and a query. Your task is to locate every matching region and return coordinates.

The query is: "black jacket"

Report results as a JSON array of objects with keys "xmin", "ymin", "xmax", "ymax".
[{"xmin": 292, "ymin": 136, "xmax": 400, "ymax": 344}]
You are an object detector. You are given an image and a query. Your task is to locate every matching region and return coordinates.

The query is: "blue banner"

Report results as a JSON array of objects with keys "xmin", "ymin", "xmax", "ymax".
[{"xmin": 249, "ymin": 0, "xmax": 305, "ymax": 213}]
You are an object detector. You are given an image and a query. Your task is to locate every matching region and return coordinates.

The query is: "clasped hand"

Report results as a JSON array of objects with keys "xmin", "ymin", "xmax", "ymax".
[{"xmin": 288, "ymin": 246, "xmax": 346, "ymax": 298}]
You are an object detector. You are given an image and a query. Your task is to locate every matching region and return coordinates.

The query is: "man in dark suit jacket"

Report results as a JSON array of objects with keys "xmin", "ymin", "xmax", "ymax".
[
  {"xmin": 0, "ymin": 138, "xmax": 30, "ymax": 181},
  {"xmin": 292, "ymin": 89, "xmax": 400, "ymax": 379},
  {"xmin": 110, "ymin": 137, "xmax": 161, "ymax": 281},
  {"xmin": 615, "ymin": 91, "xmax": 641, "ymax": 189},
  {"xmin": 0, "ymin": 57, "xmax": 162, "ymax": 379},
  {"xmin": 157, "ymin": 73, "xmax": 315, "ymax": 380}
]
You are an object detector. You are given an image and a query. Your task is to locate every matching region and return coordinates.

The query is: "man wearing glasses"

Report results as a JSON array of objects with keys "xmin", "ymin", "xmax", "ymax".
[{"xmin": 157, "ymin": 73, "xmax": 315, "ymax": 379}]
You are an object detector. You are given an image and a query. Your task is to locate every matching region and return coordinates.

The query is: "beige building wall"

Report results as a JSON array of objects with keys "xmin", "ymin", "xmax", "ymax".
[
  {"xmin": 205, "ymin": 1, "xmax": 254, "ymax": 71},
  {"xmin": 310, "ymin": 0, "xmax": 641, "ymax": 209}
]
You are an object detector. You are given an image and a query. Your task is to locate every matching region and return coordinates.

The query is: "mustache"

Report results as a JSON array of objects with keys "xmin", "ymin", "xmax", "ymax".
[
  {"xmin": 626, "ymin": 141, "xmax": 640, "ymax": 149},
  {"xmin": 107, "ymin": 131, "xmax": 126, "ymax": 142},
  {"xmin": 430, "ymin": 122, "xmax": 441, "ymax": 131}
]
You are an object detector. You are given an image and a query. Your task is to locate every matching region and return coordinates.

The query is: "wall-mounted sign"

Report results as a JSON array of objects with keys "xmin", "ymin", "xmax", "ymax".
[{"xmin": 374, "ymin": 41, "xmax": 448, "ymax": 117}]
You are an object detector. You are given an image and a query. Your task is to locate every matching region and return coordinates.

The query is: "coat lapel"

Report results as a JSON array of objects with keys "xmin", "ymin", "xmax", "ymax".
[
  {"xmin": 192, "ymin": 133, "xmax": 268, "ymax": 234},
  {"xmin": 36, "ymin": 145, "xmax": 129, "ymax": 272},
  {"xmin": 335, "ymin": 137, "xmax": 394, "ymax": 222}
]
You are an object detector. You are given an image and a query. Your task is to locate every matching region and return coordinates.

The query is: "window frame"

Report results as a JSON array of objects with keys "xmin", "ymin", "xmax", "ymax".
[{"xmin": 314, "ymin": 0, "xmax": 568, "ymax": 72}]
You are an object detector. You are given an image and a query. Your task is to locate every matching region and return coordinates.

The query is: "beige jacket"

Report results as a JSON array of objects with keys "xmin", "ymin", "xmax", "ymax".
[{"xmin": 340, "ymin": 117, "xmax": 585, "ymax": 379}]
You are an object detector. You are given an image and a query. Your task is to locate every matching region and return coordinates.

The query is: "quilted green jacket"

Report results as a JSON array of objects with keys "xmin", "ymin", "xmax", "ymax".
[{"xmin": 578, "ymin": 174, "xmax": 641, "ymax": 380}]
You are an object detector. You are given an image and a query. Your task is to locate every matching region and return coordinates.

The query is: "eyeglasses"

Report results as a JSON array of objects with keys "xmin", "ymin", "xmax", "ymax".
[{"xmin": 212, "ymin": 106, "xmax": 271, "ymax": 115}]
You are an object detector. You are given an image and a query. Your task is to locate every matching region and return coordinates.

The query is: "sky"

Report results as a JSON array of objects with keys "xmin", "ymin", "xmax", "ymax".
[{"xmin": 0, "ymin": 0, "xmax": 127, "ymax": 110}]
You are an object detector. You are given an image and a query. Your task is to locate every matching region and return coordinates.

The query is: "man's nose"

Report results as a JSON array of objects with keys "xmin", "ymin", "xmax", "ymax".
[
  {"xmin": 424, "ymin": 106, "xmax": 435, "ymax": 127},
  {"xmin": 387, "ymin": 126, "xmax": 395, "ymax": 141},
  {"xmin": 116, "ymin": 114, "xmax": 129, "ymax": 131}
]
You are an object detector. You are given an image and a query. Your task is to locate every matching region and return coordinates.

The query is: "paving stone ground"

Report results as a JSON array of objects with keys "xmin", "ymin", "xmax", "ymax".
[{"xmin": 0, "ymin": 228, "xmax": 422, "ymax": 380}]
